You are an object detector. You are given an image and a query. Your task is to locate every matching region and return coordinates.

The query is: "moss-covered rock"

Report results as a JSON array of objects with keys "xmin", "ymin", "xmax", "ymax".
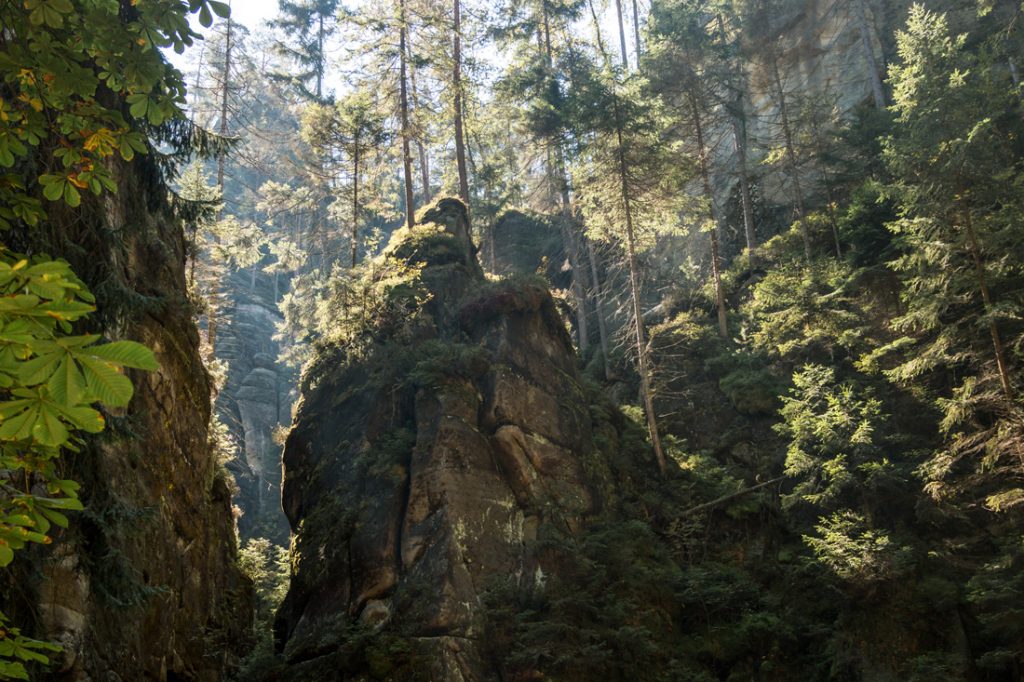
[{"xmin": 272, "ymin": 198, "xmax": 669, "ymax": 680}]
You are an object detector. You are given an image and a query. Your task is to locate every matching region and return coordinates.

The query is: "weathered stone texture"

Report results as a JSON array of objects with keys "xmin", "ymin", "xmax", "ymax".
[
  {"xmin": 273, "ymin": 199, "xmax": 599, "ymax": 679},
  {"xmin": 16, "ymin": 159, "xmax": 252, "ymax": 682}
]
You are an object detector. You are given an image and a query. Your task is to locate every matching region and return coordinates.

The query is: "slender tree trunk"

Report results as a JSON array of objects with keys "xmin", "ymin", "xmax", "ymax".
[
  {"xmin": 587, "ymin": 0, "xmax": 608, "ymax": 58},
  {"xmin": 611, "ymin": 97, "xmax": 667, "ymax": 477},
  {"xmin": 540, "ymin": 8, "xmax": 590, "ymax": 353},
  {"xmin": 210, "ymin": 8, "xmax": 233, "ymax": 359},
  {"xmin": 810, "ymin": 114, "xmax": 842, "ymax": 257},
  {"xmin": 453, "ymin": 0, "xmax": 470, "ymax": 203},
  {"xmin": 561, "ymin": 217, "xmax": 590, "ymax": 353},
  {"xmin": 631, "ymin": 0, "xmax": 642, "ymax": 61},
  {"xmin": 614, "ymin": 0, "xmax": 629, "ymax": 68},
  {"xmin": 963, "ymin": 207, "xmax": 1014, "ymax": 401},
  {"xmin": 716, "ymin": 15, "xmax": 758, "ymax": 265},
  {"xmin": 768, "ymin": 48, "xmax": 810, "ymax": 259},
  {"xmin": 586, "ymin": 238, "xmax": 613, "ymax": 380},
  {"xmin": 399, "ymin": 0, "xmax": 415, "ymax": 229},
  {"xmin": 187, "ymin": 43, "xmax": 202, "ymax": 288},
  {"xmin": 351, "ymin": 144, "xmax": 360, "ymax": 268},
  {"xmin": 191, "ymin": 45, "xmax": 206, "ymax": 120},
  {"xmin": 853, "ymin": 0, "xmax": 886, "ymax": 110},
  {"xmin": 217, "ymin": 14, "xmax": 232, "ymax": 191},
  {"xmin": 689, "ymin": 92, "xmax": 728, "ymax": 338},
  {"xmin": 730, "ymin": 106, "xmax": 758, "ymax": 265},
  {"xmin": 407, "ymin": 29, "xmax": 430, "ymax": 199},
  {"xmin": 316, "ymin": 12, "xmax": 325, "ymax": 101}
]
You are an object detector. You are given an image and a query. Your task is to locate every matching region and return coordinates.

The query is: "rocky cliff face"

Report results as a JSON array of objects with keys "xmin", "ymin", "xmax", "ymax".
[
  {"xmin": 272, "ymin": 199, "xmax": 662, "ymax": 679},
  {"xmin": 217, "ymin": 273, "xmax": 295, "ymax": 545},
  {"xmin": 14, "ymin": 159, "xmax": 252, "ymax": 681}
]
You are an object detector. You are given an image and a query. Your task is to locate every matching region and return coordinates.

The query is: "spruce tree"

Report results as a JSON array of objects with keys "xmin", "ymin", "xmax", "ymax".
[{"xmin": 270, "ymin": 0, "xmax": 340, "ymax": 102}]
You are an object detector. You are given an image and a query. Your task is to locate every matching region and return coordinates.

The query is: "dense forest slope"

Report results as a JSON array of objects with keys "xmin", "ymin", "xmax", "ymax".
[{"xmin": 4, "ymin": 0, "xmax": 1024, "ymax": 680}]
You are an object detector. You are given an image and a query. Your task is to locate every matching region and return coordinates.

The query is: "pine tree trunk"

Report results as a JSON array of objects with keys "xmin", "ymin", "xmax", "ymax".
[
  {"xmin": 587, "ymin": 0, "xmax": 609, "ymax": 59},
  {"xmin": 316, "ymin": 12, "xmax": 325, "ymax": 101},
  {"xmin": 769, "ymin": 48, "xmax": 810, "ymax": 259},
  {"xmin": 810, "ymin": 116, "xmax": 842, "ymax": 258},
  {"xmin": 351, "ymin": 144, "xmax": 360, "ymax": 268},
  {"xmin": 631, "ymin": 0, "xmax": 642, "ymax": 61},
  {"xmin": 586, "ymin": 238, "xmax": 613, "ymax": 380},
  {"xmin": 612, "ymin": 98, "xmax": 667, "ymax": 477},
  {"xmin": 216, "ymin": 15, "xmax": 232, "ymax": 191},
  {"xmin": 853, "ymin": 0, "xmax": 886, "ymax": 110},
  {"xmin": 539, "ymin": 7, "xmax": 590, "ymax": 353},
  {"xmin": 407, "ymin": 29, "xmax": 430, "ymax": 199},
  {"xmin": 399, "ymin": 0, "xmax": 415, "ymax": 229},
  {"xmin": 453, "ymin": 0, "xmax": 470, "ymax": 203},
  {"xmin": 210, "ymin": 10, "xmax": 234, "ymax": 360},
  {"xmin": 963, "ymin": 207, "xmax": 1014, "ymax": 401},
  {"xmin": 614, "ymin": 0, "xmax": 629, "ymax": 68},
  {"xmin": 561, "ymin": 217, "xmax": 590, "ymax": 353},
  {"xmin": 716, "ymin": 15, "xmax": 758, "ymax": 265},
  {"xmin": 731, "ymin": 106, "xmax": 758, "ymax": 265},
  {"xmin": 689, "ymin": 92, "xmax": 728, "ymax": 338}
]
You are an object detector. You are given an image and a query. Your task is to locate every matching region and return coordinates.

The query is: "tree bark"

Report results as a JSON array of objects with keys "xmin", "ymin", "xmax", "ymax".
[
  {"xmin": 768, "ymin": 48, "xmax": 810, "ymax": 259},
  {"xmin": 453, "ymin": 0, "xmax": 470, "ymax": 204},
  {"xmin": 351, "ymin": 143, "xmax": 360, "ymax": 267},
  {"xmin": 963, "ymin": 207, "xmax": 1014, "ymax": 401},
  {"xmin": 614, "ymin": 0, "xmax": 629, "ymax": 68},
  {"xmin": 399, "ymin": 0, "xmax": 415, "ymax": 229},
  {"xmin": 689, "ymin": 92, "xmax": 729, "ymax": 338},
  {"xmin": 853, "ymin": 0, "xmax": 886, "ymax": 110}
]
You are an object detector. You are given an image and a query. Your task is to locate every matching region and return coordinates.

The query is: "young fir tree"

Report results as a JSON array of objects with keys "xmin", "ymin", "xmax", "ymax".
[
  {"xmin": 569, "ymin": 51, "xmax": 688, "ymax": 477},
  {"xmin": 879, "ymin": 5, "xmax": 1024, "ymax": 494},
  {"xmin": 301, "ymin": 90, "xmax": 391, "ymax": 267},
  {"xmin": 647, "ymin": 0, "xmax": 732, "ymax": 337},
  {"xmin": 269, "ymin": 0, "xmax": 341, "ymax": 102}
]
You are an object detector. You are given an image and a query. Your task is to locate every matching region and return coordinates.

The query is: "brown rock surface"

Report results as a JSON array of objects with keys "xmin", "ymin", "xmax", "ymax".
[
  {"xmin": 11, "ymin": 157, "xmax": 252, "ymax": 682},
  {"xmin": 273, "ymin": 199, "xmax": 602, "ymax": 679}
]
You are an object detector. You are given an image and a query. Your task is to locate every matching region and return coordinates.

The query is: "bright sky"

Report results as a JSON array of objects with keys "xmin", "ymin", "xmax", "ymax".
[
  {"xmin": 164, "ymin": 0, "xmax": 276, "ymax": 74},
  {"xmin": 165, "ymin": 0, "xmax": 638, "ymax": 76}
]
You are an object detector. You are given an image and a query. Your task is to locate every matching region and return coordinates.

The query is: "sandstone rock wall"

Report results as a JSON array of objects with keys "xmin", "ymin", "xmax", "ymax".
[
  {"xmin": 15, "ymin": 158, "xmax": 252, "ymax": 681},
  {"xmin": 272, "ymin": 199, "xmax": 615, "ymax": 679},
  {"xmin": 708, "ymin": 0, "xmax": 910, "ymax": 237},
  {"xmin": 217, "ymin": 280, "xmax": 295, "ymax": 546}
]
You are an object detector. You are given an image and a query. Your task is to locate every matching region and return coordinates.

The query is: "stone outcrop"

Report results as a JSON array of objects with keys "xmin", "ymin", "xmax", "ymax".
[
  {"xmin": 273, "ymin": 199, "xmax": 620, "ymax": 679},
  {"xmin": 218, "ymin": 282, "xmax": 295, "ymax": 545},
  {"xmin": 15, "ymin": 157, "xmax": 252, "ymax": 681}
]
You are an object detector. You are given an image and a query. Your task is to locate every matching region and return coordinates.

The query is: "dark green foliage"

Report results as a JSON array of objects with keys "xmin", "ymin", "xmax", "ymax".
[{"xmin": 483, "ymin": 521, "xmax": 689, "ymax": 682}]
